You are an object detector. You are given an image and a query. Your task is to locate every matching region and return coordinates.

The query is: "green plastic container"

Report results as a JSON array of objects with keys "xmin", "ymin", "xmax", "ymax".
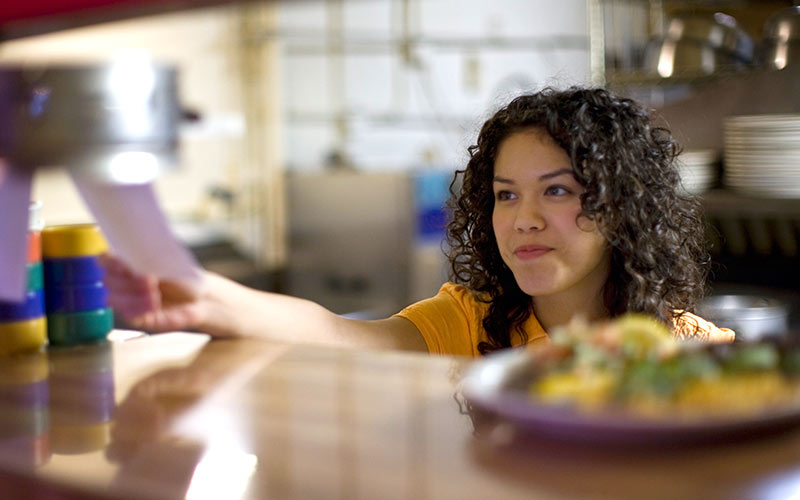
[{"xmin": 47, "ymin": 308, "xmax": 114, "ymax": 346}]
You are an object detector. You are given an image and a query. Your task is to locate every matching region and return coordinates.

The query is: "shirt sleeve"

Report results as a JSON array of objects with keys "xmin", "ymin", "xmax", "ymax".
[{"xmin": 393, "ymin": 284, "xmax": 480, "ymax": 356}]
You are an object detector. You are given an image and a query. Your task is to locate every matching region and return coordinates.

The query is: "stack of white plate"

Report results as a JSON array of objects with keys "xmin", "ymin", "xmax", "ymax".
[
  {"xmin": 723, "ymin": 114, "xmax": 800, "ymax": 198},
  {"xmin": 676, "ymin": 149, "xmax": 717, "ymax": 194}
]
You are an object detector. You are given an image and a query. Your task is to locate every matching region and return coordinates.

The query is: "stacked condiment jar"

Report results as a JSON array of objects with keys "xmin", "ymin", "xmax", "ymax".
[
  {"xmin": 0, "ymin": 201, "xmax": 48, "ymax": 356},
  {"xmin": 42, "ymin": 224, "xmax": 114, "ymax": 346}
]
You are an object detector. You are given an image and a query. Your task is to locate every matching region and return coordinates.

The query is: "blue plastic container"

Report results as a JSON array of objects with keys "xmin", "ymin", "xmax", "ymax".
[
  {"xmin": 45, "ymin": 282, "xmax": 108, "ymax": 314},
  {"xmin": 0, "ymin": 290, "xmax": 45, "ymax": 322},
  {"xmin": 43, "ymin": 256, "xmax": 105, "ymax": 287}
]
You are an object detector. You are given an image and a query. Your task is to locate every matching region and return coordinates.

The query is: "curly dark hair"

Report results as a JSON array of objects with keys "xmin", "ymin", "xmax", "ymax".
[{"xmin": 446, "ymin": 86, "xmax": 710, "ymax": 355}]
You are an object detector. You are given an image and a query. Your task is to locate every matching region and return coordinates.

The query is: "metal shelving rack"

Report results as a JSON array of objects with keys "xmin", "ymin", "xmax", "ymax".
[
  {"xmin": 703, "ymin": 191, "xmax": 800, "ymax": 258},
  {"xmin": 589, "ymin": 0, "xmax": 800, "ymax": 296}
]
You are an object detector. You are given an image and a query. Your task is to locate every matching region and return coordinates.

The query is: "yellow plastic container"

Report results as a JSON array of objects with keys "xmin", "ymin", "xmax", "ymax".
[
  {"xmin": 0, "ymin": 317, "xmax": 48, "ymax": 356},
  {"xmin": 41, "ymin": 224, "xmax": 108, "ymax": 258}
]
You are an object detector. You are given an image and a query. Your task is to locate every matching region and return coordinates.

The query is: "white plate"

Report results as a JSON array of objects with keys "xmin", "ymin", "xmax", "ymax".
[
  {"xmin": 678, "ymin": 150, "xmax": 718, "ymax": 164},
  {"xmin": 724, "ymin": 169, "xmax": 800, "ymax": 177},
  {"xmin": 724, "ymin": 175, "xmax": 800, "ymax": 183},
  {"xmin": 724, "ymin": 129, "xmax": 800, "ymax": 136},
  {"xmin": 724, "ymin": 162, "xmax": 800, "ymax": 171},
  {"xmin": 725, "ymin": 114, "xmax": 800, "ymax": 124},
  {"xmin": 724, "ymin": 170, "xmax": 800, "ymax": 179},
  {"xmin": 726, "ymin": 146, "xmax": 800, "ymax": 152},
  {"xmin": 724, "ymin": 144, "xmax": 800, "ymax": 152},
  {"xmin": 679, "ymin": 167, "xmax": 715, "ymax": 176},
  {"xmin": 724, "ymin": 154, "xmax": 800, "ymax": 162},
  {"xmin": 725, "ymin": 115, "xmax": 800, "ymax": 130},
  {"xmin": 723, "ymin": 138, "xmax": 800, "ymax": 147}
]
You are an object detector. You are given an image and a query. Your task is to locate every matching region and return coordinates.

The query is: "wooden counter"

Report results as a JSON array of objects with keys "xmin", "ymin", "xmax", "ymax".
[{"xmin": 2, "ymin": 332, "xmax": 800, "ymax": 499}]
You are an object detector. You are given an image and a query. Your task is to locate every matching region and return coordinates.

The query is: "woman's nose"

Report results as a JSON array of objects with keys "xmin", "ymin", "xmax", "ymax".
[{"xmin": 514, "ymin": 201, "xmax": 545, "ymax": 232}]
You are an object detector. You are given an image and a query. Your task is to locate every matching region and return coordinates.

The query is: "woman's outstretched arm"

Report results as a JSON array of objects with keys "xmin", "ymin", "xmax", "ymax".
[{"xmin": 101, "ymin": 254, "xmax": 428, "ymax": 352}]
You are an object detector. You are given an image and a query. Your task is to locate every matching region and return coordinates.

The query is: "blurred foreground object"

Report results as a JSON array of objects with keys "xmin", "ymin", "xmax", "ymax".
[
  {"xmin": 0, "ymin": 57, "xmax": 200, "ymax": 301},
  {"xmin": 461, "ymin": 314, "xmax": 800, "ymax": 446},
  {"xmin": 0, "ymin": 202, "xmax": 47, "ymax": 355},
  {"xmin": 0, "ymin": 0, "xmax": 252, "ymax": 40},
  {"xmin": 0, "ymin": 60, "xmax": 180, "ymax": 183}
]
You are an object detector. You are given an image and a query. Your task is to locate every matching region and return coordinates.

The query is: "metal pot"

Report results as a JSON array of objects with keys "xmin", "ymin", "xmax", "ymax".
[
  {"xmin": 644, "ymin": 38, "xmax": 747, "ymax": 77},
  {"xmin": 664, "ymin": 12, "xmax": 755, "ymax": 62},
  {"xmin": 698, "ymin": 295, "xmax": 789, "ymax": 342},
  {"xmin": 642, "ymin": 11, "xmax": 754, "ymax": 77},
  {"xmin": 762, "ymin": 6, "xmax": 800, "ymax": 70},
  {"xmin": 0, "ymin": 61, "xmax": 180, "ymax": 184}
]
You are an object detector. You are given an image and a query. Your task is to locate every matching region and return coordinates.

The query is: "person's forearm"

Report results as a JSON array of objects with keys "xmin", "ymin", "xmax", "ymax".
[
  {"xmin": 196, "ymin": 272, "xmax": 337, "ymax": 342},
  {"xmin": 195, "ymin": 272, "xmax": 423, "ymax": 351}
]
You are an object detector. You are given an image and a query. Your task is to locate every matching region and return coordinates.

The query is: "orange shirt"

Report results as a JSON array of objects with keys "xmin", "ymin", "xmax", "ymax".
[{"xmin": 394, "ymin": 283, "xmax": 735, "ymax": 356}]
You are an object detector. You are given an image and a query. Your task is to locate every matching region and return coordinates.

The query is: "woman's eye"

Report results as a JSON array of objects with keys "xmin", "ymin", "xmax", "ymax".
[
  {"xmin": 545, "ymin": 185, "xmax": 571, "ymax": 196},
  {"xmin": 495, "ymin": 190, "xmax": 516, "ymax": 201}
]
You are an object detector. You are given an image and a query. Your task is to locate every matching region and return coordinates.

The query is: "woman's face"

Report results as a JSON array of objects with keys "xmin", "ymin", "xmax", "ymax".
[{"xmin": 491, "ymin": 129, "xmax": 610, "ymax": 302}]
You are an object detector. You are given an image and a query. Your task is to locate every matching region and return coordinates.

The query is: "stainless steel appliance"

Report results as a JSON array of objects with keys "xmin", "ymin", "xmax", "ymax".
[{"xmin": 286, "ymin": 171, "xmax": 412, "ymax": 318}]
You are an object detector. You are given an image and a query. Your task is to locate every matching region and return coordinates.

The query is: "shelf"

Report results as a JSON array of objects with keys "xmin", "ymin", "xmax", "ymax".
[
  {"xmin": 605, "ymin": 69, "xmax": 753, "ymax": 86},
  {"xmin": 249, "ymin": 30, "xmax": 589, "ymax": 55},
  {"xmin": 701, "ymin": 189, "xmax": 800, "ymax": 217},
  {"xmin": 700, "ymin": 190, "xmax": 800, "ymax": 258}
]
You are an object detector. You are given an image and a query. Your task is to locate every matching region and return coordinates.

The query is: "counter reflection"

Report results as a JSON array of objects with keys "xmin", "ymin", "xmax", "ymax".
[
  {"xmin": 108, "ymin": 339, "xmax": 281, "ymax": 500},
  {"xmin": 0, "ymin": 351, "xmax": 50, "ymax": 470},
  {"xmin": 0, "ymin": 341, "xmax": 115, "ymax": 475},
  {"xmin": 49, "ymin": 342, "xmax": 115, "ymax": 455}
]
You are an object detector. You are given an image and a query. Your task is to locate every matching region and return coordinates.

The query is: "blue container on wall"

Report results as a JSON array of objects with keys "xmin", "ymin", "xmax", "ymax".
[{"xmin": 414, "ymin": 170, "xmax": 452, "ymax": 243}]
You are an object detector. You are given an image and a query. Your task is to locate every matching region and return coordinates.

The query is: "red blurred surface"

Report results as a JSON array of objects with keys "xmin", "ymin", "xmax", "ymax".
[
  {"xmin": 1, "ymin": 1, "xmax": 159, "ymax": 23},
  {"xmin": 0, "ymin": 0, "xmax": 246, "ymax": 39}
]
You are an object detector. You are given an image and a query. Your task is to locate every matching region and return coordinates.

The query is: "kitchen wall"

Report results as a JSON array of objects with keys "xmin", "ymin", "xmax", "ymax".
[{"xmin": 278, "ymin": 0, "xmax": 591, "ymax": 171}]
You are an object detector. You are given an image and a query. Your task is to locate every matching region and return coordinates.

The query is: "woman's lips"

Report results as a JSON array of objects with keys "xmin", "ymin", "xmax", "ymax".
[{"xmin": 513, "ymin": 245, "xmax": 552, "ymax": 260}]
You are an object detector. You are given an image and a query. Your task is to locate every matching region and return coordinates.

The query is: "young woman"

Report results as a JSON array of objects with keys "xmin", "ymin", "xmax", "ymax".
[{"xmin": 103, "ymin": 87, "xmax": 734, "ymax": 356}]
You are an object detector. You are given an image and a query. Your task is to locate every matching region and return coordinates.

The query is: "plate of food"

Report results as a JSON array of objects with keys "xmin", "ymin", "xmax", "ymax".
[{"xmin": 460, "ymin": 314, "xmax": 800, "ymax": 445}]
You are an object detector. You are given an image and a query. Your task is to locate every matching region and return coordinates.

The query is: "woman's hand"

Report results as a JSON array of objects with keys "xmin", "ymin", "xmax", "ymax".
[{"xmin": 100, "ymin": 254, "xmax": 208, "ymax": 333}]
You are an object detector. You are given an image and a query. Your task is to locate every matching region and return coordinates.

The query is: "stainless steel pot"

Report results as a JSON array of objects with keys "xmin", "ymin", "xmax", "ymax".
[
  {"xmin": 644, "ymin": 38, "xmax": 746, "ymax": 77},
  {"xmin": 643, "ymin": 11, "xmax": 754, "ymax": 77},
  {"xmin": 698, "ymin": 295, "xmax": 789, "ymax": 342},
  {"xmin": 0, "ymin": 61, "xmax": 180, "ymax": 184},
  {"xmin": 665, "ymin": 12, "xmax": 754, "ymax": 61},
  {"xmin": 762, "ymin": 6, "xmax": 800, "ymax": 70}
]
